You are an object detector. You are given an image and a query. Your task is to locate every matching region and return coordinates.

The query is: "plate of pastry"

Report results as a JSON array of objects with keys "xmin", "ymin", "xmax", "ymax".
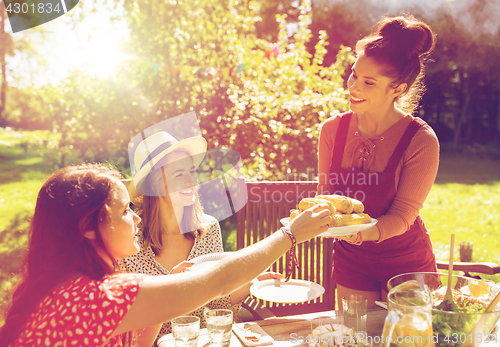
[
  {"xmin": 280, "ymin": 217, "xmax": 377, "ymax": 237},
  {"xmin": 282, "ymin": 195, "xmax": 377, "ymax": 237}
]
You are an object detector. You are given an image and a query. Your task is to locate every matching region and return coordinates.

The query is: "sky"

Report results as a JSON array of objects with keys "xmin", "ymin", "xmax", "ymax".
[{"xmin": 6, "ymin": 0, "xmax": 131, "ymax": 88}]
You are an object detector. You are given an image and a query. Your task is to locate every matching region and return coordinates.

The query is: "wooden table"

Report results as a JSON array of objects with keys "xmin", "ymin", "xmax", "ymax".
[
  {"xmin": 158, "ymin": 306, "xmax": 387, "ymax": 347},
  {"xmin": 158, "ymin": 326, "xmax": 244, "ymax": 347},
  {"xmin": 249, "ymin": 306, "xmax": 386, "ymax": 347}
]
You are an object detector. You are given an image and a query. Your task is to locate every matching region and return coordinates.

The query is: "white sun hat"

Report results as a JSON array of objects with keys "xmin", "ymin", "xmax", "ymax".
[{"xmin": 128, "ymin": 131, "xmax": 207, "ymax": 204}]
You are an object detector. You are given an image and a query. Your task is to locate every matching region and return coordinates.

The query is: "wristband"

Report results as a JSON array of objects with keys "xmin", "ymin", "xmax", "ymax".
[
  {"xmin": 280, "ymin": 227, "xmax": 299, "ymax": 282},
  {"xmin": 352, "ymin": 232, "xmax": 363, "ymax": 245}
]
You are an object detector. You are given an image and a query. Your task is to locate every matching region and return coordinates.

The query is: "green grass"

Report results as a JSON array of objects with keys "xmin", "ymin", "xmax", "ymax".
[
  {"xmin": 422, "ymin": 154, "xmax": 500, "ymax": 281},
  {"xmin": 0, "ymin": 128, "xmax": 65, "ymax": 232},
  {"xmin": 424, "ymin": 183, "xmax": 500, "ymax": 260}
]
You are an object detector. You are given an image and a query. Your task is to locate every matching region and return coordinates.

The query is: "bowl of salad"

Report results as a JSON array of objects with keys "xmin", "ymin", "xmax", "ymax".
[{"xmin": 387, "ymin": 272, "xmax": 500, "ymax": 347}]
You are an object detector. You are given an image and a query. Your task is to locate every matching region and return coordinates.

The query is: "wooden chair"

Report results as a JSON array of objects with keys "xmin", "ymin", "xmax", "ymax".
[
  {"xmin": 235, "ymin": 181, "xmax": 336, "ymax": 317},
  {"xmin": 436, "ymin": 260, "xmax": 500, "ymax": 278}
]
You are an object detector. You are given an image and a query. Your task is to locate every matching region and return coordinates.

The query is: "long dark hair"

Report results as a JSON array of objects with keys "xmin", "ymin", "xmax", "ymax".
[
  {"xmin": 0, "ymin": 163, "xmax": 122, "ymax": 347},
  {"xmin": 356, "ymin": 14, "xmax": 436, "ymax": 114}
]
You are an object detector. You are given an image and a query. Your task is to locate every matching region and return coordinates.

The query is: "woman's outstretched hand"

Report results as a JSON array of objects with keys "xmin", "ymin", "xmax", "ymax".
[
  {"xmin": 170, "ymin": 261, "xmax": 194, "ymax": 274},
  {"xmin": 288, "ymin": 203, "xmax": 332, "ymax": 243},
  {"xmin": 255, "ymin": 272, "xmax": 283, "ymax": 281}
]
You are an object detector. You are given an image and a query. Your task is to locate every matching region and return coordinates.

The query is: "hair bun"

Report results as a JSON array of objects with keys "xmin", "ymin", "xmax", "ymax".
[{"xmin": 378, "ymin": 15, "xmax": 435, "ymax": 58}]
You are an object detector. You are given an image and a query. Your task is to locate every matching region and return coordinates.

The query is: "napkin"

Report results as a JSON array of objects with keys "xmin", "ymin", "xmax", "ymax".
[{"xmin": 233, "ymin": 322, "xmax": 274, "ymax": 346}]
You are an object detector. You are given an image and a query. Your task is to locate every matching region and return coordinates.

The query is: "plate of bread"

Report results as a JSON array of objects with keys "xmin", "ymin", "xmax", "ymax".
[{"xmin": 280, "ymin": 195, "xmax": 377, "ymax": 237}]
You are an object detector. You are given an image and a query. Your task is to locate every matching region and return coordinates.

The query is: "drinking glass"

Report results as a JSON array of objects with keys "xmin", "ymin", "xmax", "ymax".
[
  {"xmin": 204, "ymin": 309, "xmax": 233, "ymax": 346},
  {"xmin": 172, "ymin": 316, "xmax": 200, "ymax": 347},
  {"xmin": 342, "ymin": 294, "xmax": 368, "ymax": 344}
]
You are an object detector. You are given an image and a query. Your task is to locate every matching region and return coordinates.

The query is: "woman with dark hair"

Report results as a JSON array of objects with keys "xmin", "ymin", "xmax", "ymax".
[
  {"xmin": 317, "ymin": 14, "xmax": 439, "ymax": 305},
  {"xmin": 121, "ymin": 131, "xmax": 277, "ymax": 341},
  {"xmin": 0, "ymin": 163, "xmax": 331, "ymax": 347}
]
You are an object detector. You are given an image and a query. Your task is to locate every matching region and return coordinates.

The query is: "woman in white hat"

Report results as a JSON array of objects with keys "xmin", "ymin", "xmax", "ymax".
[{"xmin": 121, "ymin": 132, "xmax": 281, "ymax": 342}]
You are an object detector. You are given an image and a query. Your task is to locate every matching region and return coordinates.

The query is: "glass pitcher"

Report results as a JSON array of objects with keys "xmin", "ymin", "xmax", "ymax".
[{"xmin": 382, "ymin": 280, "xmax": 435, "ymax": 347}]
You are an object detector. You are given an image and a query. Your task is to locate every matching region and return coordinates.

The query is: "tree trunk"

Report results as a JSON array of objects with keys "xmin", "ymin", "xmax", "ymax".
[
  {"xmin": 0, "ymin": 5, "xmax": 7, "ymax": 127},
  {"xmin": 453, "ymin": 93, "xmax": 471, "ymax": 146}
]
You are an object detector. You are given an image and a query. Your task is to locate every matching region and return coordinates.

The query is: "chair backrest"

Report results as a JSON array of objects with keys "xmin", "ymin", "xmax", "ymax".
[
  {"xmin": 236, "ymin": 181, "xmax": 336, "ymax": 316},
  {"xmin": 436, "ymin": 260, "xmax": 500, "ymax": 278}
]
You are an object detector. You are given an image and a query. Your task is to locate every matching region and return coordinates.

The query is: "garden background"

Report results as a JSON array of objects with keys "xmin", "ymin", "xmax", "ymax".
[{"xmin": 1, "ymin": 0, "xmax": 500, "ymax": 323}]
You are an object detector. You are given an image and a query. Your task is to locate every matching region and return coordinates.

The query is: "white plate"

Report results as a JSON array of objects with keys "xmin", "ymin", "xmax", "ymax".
[
  {"xmin": 250, "ymin": 279, "xmax": 325, "ymax": 304},
  {"xmin": 188, "ymin": 252, "xmax": 233, "ymax": 273},
  {"xmin": 280, "ymin": 217, "xmax": 377, "ymax": 237},
  {"xmin": 233, "ymin": 322, "xmax": 274, "ymax": 347}
]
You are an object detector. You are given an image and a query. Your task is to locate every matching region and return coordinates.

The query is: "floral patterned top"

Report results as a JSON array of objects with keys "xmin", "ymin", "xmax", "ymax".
[
  {"xmin": 120, "ymin": 214, "xmax": 242, "ymax": 341},
  {"xmin": 12, "ymin": 273, "xmax": 145, "ymax": 347}
]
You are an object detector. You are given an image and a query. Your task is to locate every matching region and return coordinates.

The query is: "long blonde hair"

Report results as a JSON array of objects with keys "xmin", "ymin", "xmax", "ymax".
[{"xmin": 136, "ymin": 151, "xmax": 206, "ymax": 255}]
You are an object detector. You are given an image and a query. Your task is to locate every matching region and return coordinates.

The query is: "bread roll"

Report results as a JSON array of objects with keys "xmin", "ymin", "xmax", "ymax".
[
  {"xmin": 290, "ymin": 209, "xmax": 300, "ymax": 221},
  {"xmin": 316, "ymin": 195, "xmax": 354, "ymax": 214},
  {"xmin": 350, "ymin": 198, "xmax": 364, "ymax": 213},
  {"xmin": 330, "ymin": 213, "xmax": 372, "ymax": 227},
  {"xmin": 298, "ymin": 198, "xmax": 336, "ymax": 216}
]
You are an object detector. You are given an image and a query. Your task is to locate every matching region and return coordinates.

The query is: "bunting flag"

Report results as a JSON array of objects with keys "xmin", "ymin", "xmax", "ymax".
[
  {"xmin": 152, "ymin": 63, "xmax": 161, "ymax": 75},
  {"xmin": 142, "ymin": 35, "xmax": 290, "ymax": 78},
  {"xmin": 170, "ymin": 66, "xmax": 180, "ymax": 75}
]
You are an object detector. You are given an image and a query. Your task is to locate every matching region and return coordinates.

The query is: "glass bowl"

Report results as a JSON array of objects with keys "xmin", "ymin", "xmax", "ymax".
[{"xmin": 387, "ymin": 272, "xmax": 500, "ymax": 347}]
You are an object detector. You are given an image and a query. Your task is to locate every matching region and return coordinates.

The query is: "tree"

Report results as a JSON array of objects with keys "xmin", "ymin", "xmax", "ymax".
[
  {"xmin": 105, "ymin": 0, "xmax": 353, "ymax": 178},
  {"xmin": 414, "ymin": 0, "xmax": 500, "ymax": 146},
  {"xmin": 0, "ymin": 5, "xmax": 14, "ymax": 127},
  {"xmin": 0, "ymin": 2, "xmax": 48, "ymax": 128},
  {"xmin": 226, "ymin": 12, "xmax": 353, "ymax": 179}
]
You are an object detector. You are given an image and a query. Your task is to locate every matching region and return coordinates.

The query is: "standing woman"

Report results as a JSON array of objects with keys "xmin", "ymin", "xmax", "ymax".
[
  {"xmin": 317, "ymin": 14, "xmax": 439, "ymax": 305},
  {"xmin": 121, "ymin": 132, "xmax": 278, "ymax": 341}
]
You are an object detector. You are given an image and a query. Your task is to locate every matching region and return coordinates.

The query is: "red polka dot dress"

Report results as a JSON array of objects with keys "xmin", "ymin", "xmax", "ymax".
[{"xmin": 12, "ymin": 273, "xmax": 145, "ymax": 347}]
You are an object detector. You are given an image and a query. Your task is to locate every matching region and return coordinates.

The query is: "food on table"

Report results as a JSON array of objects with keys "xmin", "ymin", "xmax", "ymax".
[
  {"xmin": 244, "ymin": 330, "xmax": 261, "ymax": 342},
  {"xmin": 307, "ymin": 324, "xmax": 352, "ymax": 347},
  {"xmin": 299, "ymin": 198, "xmax": 337, "ymax": 216},
  {"xmin": 431, "ymin": 285, "xmax": 488, "ymax": 347},
  {"xmin": 468, "ymin": 278, "xmax": 491, "ymax": 298},
  {"xmin": 290, "ymin": 195, "xmax": 372, "ymax": 228},
  {"xmin": 432, "ymin": 286, "xmax": 488, "ymax": 310}
]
